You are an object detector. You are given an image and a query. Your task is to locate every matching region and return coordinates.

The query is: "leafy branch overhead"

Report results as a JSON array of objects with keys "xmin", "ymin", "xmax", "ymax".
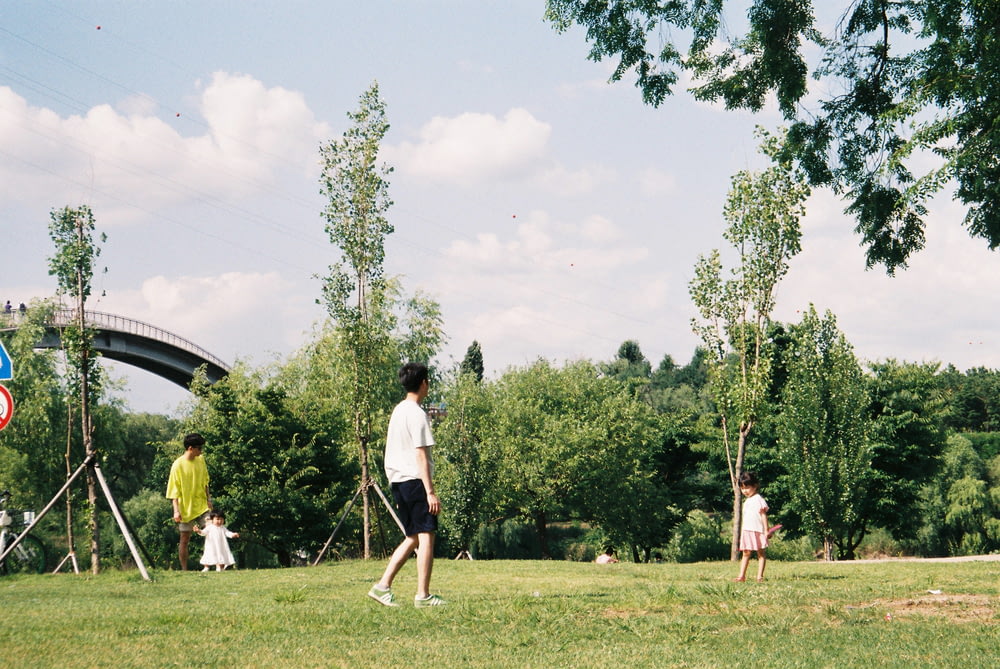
[{"xmin": 546, "ymin": 0, "xmax": 1000, "ymax": 273}]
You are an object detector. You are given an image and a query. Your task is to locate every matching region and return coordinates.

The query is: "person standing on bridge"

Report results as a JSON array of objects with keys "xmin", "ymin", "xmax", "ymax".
[{"xmin": 166, "ymin": 433, "xmax": 213, "ymax": 570}]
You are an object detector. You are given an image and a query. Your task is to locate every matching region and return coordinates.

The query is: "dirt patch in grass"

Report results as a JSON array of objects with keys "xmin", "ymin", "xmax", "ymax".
[{"xmin": 875, "ymin": 594, "xmax": 998, "ymax": 624}]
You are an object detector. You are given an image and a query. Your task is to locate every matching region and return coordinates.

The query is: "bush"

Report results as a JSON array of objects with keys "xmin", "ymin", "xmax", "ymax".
[
  {"xmin": 663, "ymin": 511, "xmax": 728, "ymax": 563},
  {"xmin": 471, "ymin": 519, "xmax": 541, "ymax": 559},
  {"xmin": 765, "ymin": 534, "xmax": 817, "ymax": 561},
  {"xmin": 547, "ymin": 522, "xmax": 592, "ymax": 561},
  {"xmin": 116, "ymin": 488, "xmax": 181, "ymax": 569},
  {"xmin": 856, "ymin": 527, "xmax": 905, "ymax": 559}
]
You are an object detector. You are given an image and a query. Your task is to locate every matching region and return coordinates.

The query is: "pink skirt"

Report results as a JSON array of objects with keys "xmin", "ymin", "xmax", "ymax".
[{"xmin": 740, "ymin": 530, "xmax": 768, "ymax": 551}]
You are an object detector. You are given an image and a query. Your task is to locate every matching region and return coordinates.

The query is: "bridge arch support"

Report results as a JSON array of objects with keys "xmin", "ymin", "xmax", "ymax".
[{"xmin": 2, "ymin": 309, "xmax": 230, "ymax": 390}]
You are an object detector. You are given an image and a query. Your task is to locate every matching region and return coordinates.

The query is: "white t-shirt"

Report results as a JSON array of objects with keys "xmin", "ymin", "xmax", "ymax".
[
  {"xmin": 383, "ymin": 398, "xmax": 435, "ymax": 484},
  {"xmin": 741, "ymin": 493, "xmax": 769, "ymax": 533}
]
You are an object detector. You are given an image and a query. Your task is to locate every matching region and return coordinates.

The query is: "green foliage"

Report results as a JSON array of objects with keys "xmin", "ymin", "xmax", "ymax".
[
  {"xmin": 470, "ymin": 519, "xmax": 541, "ymax": 559},
  {"xmin": 487, "ymin": 359, "xmax": 687, "ymax": 558},
  {"xmin": 690, "ymin": 129, "xmax": 809, "ymax": 554},
  {"xmin": 0, "ymin": 302, "xmax": 68, "ymax": 507},
  {"xmin": 319, "ymin": 81, "xmax": 393, "ymax": 318},
  {"xmin": 603, "ymin": 339, "xmax": 652, "ymax": 382},
  {"xmin": 939, "ymin": 367, "xmax": 1000, "ymax": 432},
  {"xmin": 546, "ymin": 0, "xmax": 1000, "ymax": 272},
  {"xmin": 434, "ymin": 371, "xmax": 497, "ymax": 553},
  {"xmin": 318, "ymin": 81, "xmax": 397, "ymax": 457},
  {"xmin": 866, "ymin": 360, "xmax": 948, "ymax": 537},
  {"xmin": 777, "ymin": 306, "xmax": 873, "ymax": 559},
  {"xmin": 663, "ymin": 510, "xmax": 729, "ymax": 563},
  {"xmin": 912, "ymin": 435, "xmax": 1000, "ymax": 557},
  {"xmin": 119, "ymin": 488, "xmax": 178, "ymax": 569},
  {"xmin": 184, "ymin": 366, "xmax": 355, "ymax": 566},
  {"xmin": 47, "ymin": 205, "xmax": 106, "ymax": 403},
  {"xmin": 460, "ymin": 340, "xmax": 484, "ymax": 382}
]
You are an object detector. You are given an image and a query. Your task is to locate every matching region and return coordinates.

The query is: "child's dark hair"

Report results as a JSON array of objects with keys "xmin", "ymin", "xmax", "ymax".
[
  {"xmin": 738, "ymin": 471, "xmax": 760, "ymax": 488},
  {"xmin": 399, "ymin": 362, "xmax": 429, "ymax": 393},
  {"xmin": 208, "ymin": 510, "xmax": 225, "ymax": 521}
]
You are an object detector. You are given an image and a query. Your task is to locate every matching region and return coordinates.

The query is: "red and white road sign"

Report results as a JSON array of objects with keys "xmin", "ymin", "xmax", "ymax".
[{"xmin": 0, "ymin": 384, "xmax": 12, "ymax": 431}]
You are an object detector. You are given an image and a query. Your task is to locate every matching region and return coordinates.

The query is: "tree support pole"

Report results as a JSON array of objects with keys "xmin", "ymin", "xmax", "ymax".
[
  {"xmin": 1, "ymin": 459, "xmax": 87, "ymax": 565},
  {"xmin": 0, "ymin": 455, "xmax": 152, "ymax": 581},
  {"xmin": 92, "ymin": 460, "xmax": 150, "ymax": 581},
  {"xmin": 313, "ymin": 478, "xmax": 404, "ymax": 566}
]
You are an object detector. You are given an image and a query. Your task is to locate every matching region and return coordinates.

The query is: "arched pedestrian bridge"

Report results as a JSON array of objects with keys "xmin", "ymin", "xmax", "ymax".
[{"xmin": 0, "ymin": 308, "xmax": 230, "ymax": 389}]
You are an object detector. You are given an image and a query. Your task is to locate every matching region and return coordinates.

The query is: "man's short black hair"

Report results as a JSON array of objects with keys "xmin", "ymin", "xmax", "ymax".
[
  {"xmin": 183, "ymin": 433, "xmax": 206, "ymax": 450},
  {"xmin": 398, "ymin": 362, "xmax": 429, "ymax": 393}
]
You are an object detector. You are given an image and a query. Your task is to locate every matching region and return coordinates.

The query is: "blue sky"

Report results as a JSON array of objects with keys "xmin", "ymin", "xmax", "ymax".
[{"xmin": 2, "ymin": 1, "xmax": 998, "ymax": 415}]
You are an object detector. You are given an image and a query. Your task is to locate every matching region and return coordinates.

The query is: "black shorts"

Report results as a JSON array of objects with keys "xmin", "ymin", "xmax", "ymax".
[{"xmin": 391, "ymin": 479, "xmax": 437, "ymax": 536}]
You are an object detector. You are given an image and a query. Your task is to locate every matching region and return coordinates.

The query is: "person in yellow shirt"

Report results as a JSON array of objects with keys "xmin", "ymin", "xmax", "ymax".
[{"xmin": 166, "ymin": 433, "xmax": 213, "ymax": 570}]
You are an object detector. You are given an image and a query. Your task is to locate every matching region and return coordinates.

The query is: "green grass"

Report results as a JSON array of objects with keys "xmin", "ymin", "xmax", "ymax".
[{"xmin": 1, "ymin": 559, "xmax": 997, "ymax": 668}]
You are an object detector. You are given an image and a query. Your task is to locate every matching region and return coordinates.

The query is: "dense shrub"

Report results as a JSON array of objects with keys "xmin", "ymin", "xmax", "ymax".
[
  {"xmin": 663, "ymin": 511, "xmax": 728, "ymax": 563},
  {"xmin": 471, "ymin": 520, "xmax": 541, "ymax": 559}
]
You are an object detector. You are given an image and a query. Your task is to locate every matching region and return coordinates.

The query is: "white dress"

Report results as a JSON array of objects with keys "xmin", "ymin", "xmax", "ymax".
[{"xmin": 200, "ymin": 524, "xmax": 237, "ymax": 567}]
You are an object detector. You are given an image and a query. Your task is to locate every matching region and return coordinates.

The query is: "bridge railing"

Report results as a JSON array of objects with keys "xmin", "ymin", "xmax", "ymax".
[{"xmin": 1, "ymin": 308, "xmax": 230, "ymax": 372}]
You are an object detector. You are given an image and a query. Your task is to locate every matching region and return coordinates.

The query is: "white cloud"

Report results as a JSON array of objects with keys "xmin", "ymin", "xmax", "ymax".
[
  {"xmin": 97, "ymin": 271, "xmax": 301, "ymax": 360},
  {"xmin": 385, "ymin": 108, "xmax": 551, "ymax": 184},
  {"xmin": 199, "ymin": 71, "xmax": 330, "ymax": 171},
  {"xmin": 0, "ymin": 75, "xmax": 329, "ymax": 225}
]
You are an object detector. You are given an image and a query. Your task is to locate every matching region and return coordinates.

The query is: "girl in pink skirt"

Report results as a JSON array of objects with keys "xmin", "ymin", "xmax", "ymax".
[{"xmin": 734, "ymin": 471, "xmax": 769, "ymax": 582}]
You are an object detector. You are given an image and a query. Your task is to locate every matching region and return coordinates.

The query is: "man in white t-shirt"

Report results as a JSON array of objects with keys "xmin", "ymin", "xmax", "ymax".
[{"xmin": 367, "ymin": 362, "xmax": 446, "ymax": 608}]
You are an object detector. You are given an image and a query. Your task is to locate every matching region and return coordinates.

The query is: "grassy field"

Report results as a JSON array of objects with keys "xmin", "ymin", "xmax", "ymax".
[{"xmin": 1, "ymin": 558, "xmax": 997, "ymax": 668}]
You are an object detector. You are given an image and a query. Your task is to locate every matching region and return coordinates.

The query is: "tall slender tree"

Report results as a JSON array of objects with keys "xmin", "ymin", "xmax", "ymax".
[
  {"xmin": 48, "ymin": 205, "xmax": 106, "ymax": 573},
  {"xmin": 318, "ymin": 82, "xmax": 396, "ymax": 558},
  {"xmin": 689, "ymin": 130, "xmax": 809, "ymax": 559}
]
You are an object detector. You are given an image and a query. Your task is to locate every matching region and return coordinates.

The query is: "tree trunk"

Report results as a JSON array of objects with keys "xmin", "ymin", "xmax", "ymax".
[
  {"xmin": 76, "ymin": 291, "xmax": 99, "ymax": 574},
  {"xmin": 823, "ymin": 535, "xmax": 834, "ymax": 561},
  {"xmin": 535, "ymin": 511, "xmax": 549, "ymax": 559},
  {"xmin": 64, "ymin": 407, "xmax": 76, "ymax": 562},
  {"xmin": 360, "ymin": 435, "xmax": 371, "ymax": 560},
  {"xmin": 730, "ymin": 428, "xmax": 749, "ymax": 561}
]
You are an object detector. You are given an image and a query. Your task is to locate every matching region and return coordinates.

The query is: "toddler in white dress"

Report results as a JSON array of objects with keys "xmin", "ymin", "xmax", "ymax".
[{"xmin": 195, "ymin": 510, "xmax": 239, "ymax": 571}]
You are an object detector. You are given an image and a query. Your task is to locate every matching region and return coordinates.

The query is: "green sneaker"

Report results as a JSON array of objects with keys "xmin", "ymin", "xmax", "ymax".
[
  {"xmin": 414, "ymin": 593, "xmax": 447, "ymax": 608},
  {"xmin": 367, "ymin": 585, "xmax": 399, "ymax": 607}
]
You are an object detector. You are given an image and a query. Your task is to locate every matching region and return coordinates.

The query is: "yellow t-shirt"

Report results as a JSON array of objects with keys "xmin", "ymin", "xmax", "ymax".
[{"xmin": 165, "ymin": 454, "xmax": 210, "ymax": 523}]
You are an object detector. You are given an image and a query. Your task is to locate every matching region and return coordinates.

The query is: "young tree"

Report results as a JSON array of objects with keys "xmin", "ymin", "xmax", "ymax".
[
  {"xmin": 689, "ymin": 130, "xmax": 809, "ymax": 559},
  {"xmin": 318, "ymin": 82, "xmax": 396, "ymax": 559},
  {"xmin": 433, "ymin": 369, "xmax": 496, "ymax": 558},
  {"xmin": 317, "ymin": 84, "xmax": 445, "ymax": 558},
  {"xmin": 48, "ymin": 205, "xmax": 106, "ymax": 573},
  {"xmin": 186, "ymin": 365, "xmax": 354, "ymax": 566},
  {"xmin": 777, "ymin": 306, "xmax": 873, "ymax": 560},
  {"xmin": 460, "ymin": 340, "xmax": 485, "ymax": 383},
  {"xmin": 546, "ymin": 1, "xmax": 1000, "ymax": 273}
]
